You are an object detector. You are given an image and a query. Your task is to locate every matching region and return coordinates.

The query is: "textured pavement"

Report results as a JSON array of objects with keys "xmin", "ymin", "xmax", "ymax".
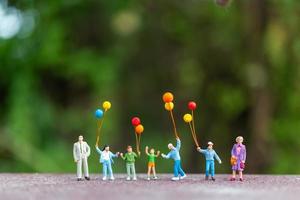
[{"xmin": 0, "ymin": 174, "xmax": 300, "ymax": 200}]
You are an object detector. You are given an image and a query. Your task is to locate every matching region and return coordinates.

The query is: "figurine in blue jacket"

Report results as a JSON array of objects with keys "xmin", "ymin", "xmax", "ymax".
[
  {"xmin": 161, "ymin": 137, "xmax": 186, "ymax": 181},
  {"xmin": 197, "ymin": 141, "xmax": 222, "ymax": 181},
  {"xmin": 95, "ymin": 144, "xmax": 119, "ymax": 181}
]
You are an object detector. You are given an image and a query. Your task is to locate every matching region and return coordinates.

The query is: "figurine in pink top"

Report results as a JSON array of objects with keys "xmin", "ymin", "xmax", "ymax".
[{"xmin": 230, "ymin": 136, "xmax": 246, "ymax": 181}]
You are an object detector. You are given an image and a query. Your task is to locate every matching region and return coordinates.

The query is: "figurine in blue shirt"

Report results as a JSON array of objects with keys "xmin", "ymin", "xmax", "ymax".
[
  {"xmin": 161, "ymin": 137, "xmax": 186, "ymax": 181},
  {"xmin": 95, "ymin": 144, "xmax": 119, "ymax": 181},
  {"xmin": 197, "ymin": 141, "xmax": 222, "ymax": 181}
]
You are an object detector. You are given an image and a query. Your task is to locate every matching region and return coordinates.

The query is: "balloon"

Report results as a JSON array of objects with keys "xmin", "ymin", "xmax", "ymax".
[
  {"xmin": 135, "ymin": 124, "xmax": 144, "ymax": 134},
  {"xmin": 162, "ymin": 92, "xmax": 174, "ymax": 103},
  {"xmin": 103, "ymin": 101, "xmax": 111, "ymax": 110},
  {"xmin": 183, "ymin": 113, "xmax": 193, "ymax": 123},
  {"xmin": 131, "ymin": 117, "xmax": 141, "ymax": 126},
  {"xmin": 188, "ymin": 101, "xmax": 197, "ymax": 110},
  {"xmin": 95, "ymin": 109, "xmax": 104, "ymax": 119},
  {"xmin": 164, "ymin": 102, "xmax": 174, "ymax": 111}
]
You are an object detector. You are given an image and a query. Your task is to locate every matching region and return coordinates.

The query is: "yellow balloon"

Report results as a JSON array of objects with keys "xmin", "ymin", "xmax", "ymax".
[
  {"xmin": 103, "ymin": 101, "xmax": 111, "ymax": 110},
  {"xmin": 164, "ymin": 102, "xmax": 174, "ymax": 111},
  {"xmin": 183, "ymin": 114, "xmax": 192, "ymax": 123}
]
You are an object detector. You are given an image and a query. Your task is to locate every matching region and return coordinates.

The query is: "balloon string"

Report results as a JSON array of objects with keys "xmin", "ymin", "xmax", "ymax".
[
  {"xmin": 96, "ymin": 111, "xmax": 106, "ymax": 146},
  {"xmin": 169, "ymin": 110, "xmax": 179, "ymax": 138},
  {"xmin": 191, "ymin": 110, "xmax": 196, "ymax": 135},
  {"xmin": 135, "ymin": 132, "xmax": 139, "ymax": 153},
  {"xmin": 189, "ymin": 122, "xmax": 199, "ymax": 147},
  {"xmin": 138, "ymin": 134, "xmax": 141, "ymax": 153}
]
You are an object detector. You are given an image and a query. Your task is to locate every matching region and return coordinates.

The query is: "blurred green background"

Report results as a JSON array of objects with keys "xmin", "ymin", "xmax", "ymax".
[{"xmin": 0, "ymin": 0, "xmax": 300, "ymax": 174}]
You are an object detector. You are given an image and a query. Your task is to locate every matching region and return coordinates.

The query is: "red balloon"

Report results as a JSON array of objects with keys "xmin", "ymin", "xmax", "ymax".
[
  {"xmin": 188, "ymin": 101, "xmax": 197, "ymax": 110},
  {"xmin": 131, "ymin": 117, "xmax": 141, "ymax": 126}
]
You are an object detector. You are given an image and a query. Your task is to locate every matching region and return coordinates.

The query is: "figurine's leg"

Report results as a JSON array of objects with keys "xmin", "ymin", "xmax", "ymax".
[
  {"xmin": 103, "ymin": 162, "xmax": 107, "ymax": 179},
  {"xmin": 239, "ymin": 170, "xmax": 243, "ymax": 180},
  {"xmin": 232, "ymin": 170, "xmax": 236, "ymax": 178},
  {"xmin": 205, "ymin": 161, "xmax": 210, "ymax": 178},
  {"xmin": 178, "ymin": 161, "xmax": 185, "ymax": 177},
  {"xmin": 132, "ymin": 164, "xmax": 136, "ymax": 180},
  {"xmin": 77, "ymin": 159, "xmax": 82, "ymax": 179},
  {"xmin": 153, "ymin": 166, "xmax": 157, "ymax": 178},
  {"xmin": 126, "ymin": 163, "xmax": 131, "ymax": 180},
  {"xmin": 211, "ymin": 161, "xmax": 215, "ymax": 178},
  {"xmin": 108, "ymin": 162, "xmax": 113, "ymax": 179},
  {"xmin": 173, "ymin": 161, "xmax": 179, "ymax": 177},
  {"xmin": 83, "ymin": 157, "xmax": 89, "ymax": 178},
  {"xmin": 147, "ymin": 165, "xmax": 151, "ymax": 178}
]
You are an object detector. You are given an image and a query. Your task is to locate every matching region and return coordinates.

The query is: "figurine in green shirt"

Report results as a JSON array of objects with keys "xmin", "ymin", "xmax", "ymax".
[
  {"xmin": 145, "ymin": 146, "xmax": 160, "ymax": 180},
  {"xmin": 120, "ymin": 145, "xmax": 140, "ymax": 181}
]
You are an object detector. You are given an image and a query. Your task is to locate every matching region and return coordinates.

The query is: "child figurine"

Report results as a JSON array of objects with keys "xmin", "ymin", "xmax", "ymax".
[
  {"xmin": 73, "ymin": 135, "xmax": 91, "ymax": 181},
  {"xmin": 197, "ymin": 141, "xmax": 222, "ymax": 181},
  {"xmin": 120, "ymin": 146, "xmax": 140, "ymax": 181},
  {"xmin": 95, "ymin": 144, "xmax": 119, "ymax": 181},
  {"xmin": 161, "ymin": 137, "xmax": 186, "ymax": 181},
  {"xmin": 230, "ymin": 136, "xmax": 246, "ymax": 181},
  {"xmin": 145, "ymin": 146, "xmax": 160, "ymax": 180}
]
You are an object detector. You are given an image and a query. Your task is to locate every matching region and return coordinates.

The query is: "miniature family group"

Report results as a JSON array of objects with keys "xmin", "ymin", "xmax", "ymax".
[{"xmin": 73, "ymin": 92, "xmax": 247, "ymax": 182}]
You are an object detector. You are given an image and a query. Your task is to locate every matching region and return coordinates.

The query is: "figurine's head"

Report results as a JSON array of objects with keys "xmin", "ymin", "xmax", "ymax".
[
  {"xmin": 236, "ymin": 136, "xmax": 244, "ymax": 144},
  {"xmin": 78, "ymin": 135, "xmax": 83, "ymax": 142},
  {"xmin": 102, "ymin": 145, "xmax": 109, "ymax": 151},
  {"xmin": 207, "ymin": 141, "xmax": 214, "ymax": 150},
  {"xmin": 168, "ymin": 143, "xmax": 174, "ymax": 150},
  {"xmin": 150, "ymin": 148, "xmax": 155, "ymax": 154},
  {"xmin": 127, "ymin": 146, "xmax": 133, "ymax": 153}
]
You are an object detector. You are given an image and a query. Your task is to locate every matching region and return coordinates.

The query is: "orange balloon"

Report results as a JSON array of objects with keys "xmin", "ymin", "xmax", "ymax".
[
  {"xmin": 162, "ymin": 92, "xmax": 174, "ymax": 103},
  {"xmin": 135, "ymin": 124, "xmax": 144, "ymax": 134}
]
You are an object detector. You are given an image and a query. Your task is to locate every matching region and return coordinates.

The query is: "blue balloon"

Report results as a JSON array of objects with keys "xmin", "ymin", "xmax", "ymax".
[{"xmin": 95, "ymin": 109, "xmax": 104, "ymax": 119}]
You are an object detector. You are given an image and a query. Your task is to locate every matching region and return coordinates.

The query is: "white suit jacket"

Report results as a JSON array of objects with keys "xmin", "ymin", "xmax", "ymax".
[{"xmin": 73, "ymin": 141, "xmax": 91, "ymax": 161}]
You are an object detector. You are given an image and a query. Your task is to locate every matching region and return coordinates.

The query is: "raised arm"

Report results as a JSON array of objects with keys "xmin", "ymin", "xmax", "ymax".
[
  {"xmin": 176, "ymin": 138, "xmax": 181, "ymax": 151},
  {"xmin": 197, "ymin": 147, "xmax": 206, "ymax": 154},
  {"xmin": 95, "ymin": 146, "xmax": 102, "ymax": 155},
  {"xmin": 145, "ymin": 146, "xmax": 150, "ymax": 156},
  {"xmin": 155, "ymin": 150, "xmax": 160, "ymax": 157}
]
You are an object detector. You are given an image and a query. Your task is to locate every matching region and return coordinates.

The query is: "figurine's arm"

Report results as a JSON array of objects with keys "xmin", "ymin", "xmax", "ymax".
[
  {"xmin": 95, "ymin": 146, "xmax": 102, "ymax": 155},
  {"xmin": 86, "ymin": 143, "xmax": 91, "ymax": 157},
  {"xmin": 176, "ymin": 138, "xmax": 181, "ymax": 151},
  {"xmin": 231, "ymin": 145, "xmax": 235, "ymax": 157},
  {"xmin": 73, "ymin": 144, "xmax": 78, "ymax": 162},
  {"xmin": 111, "ymin": 152, "xmax": 119, "ymax": 158},
  {"xmin": 155, "ymin": 151, "xmax": 160, "ymax": 157},
  {"xmin": 120, "ymin": 153, "xmax": 126, "ymax": 160},
  {"xmin": 214, "ymin": 151, "xmax": 222, "ymax": 164},
  {"xmin": 161, "ymin": 152, "xmax": 171, "ymax": 159},
  {"xmin": 243, "ymin": 147, "xmax": 247, "ymax": 163},
  {"xmin": 145, "ymin": 146, "xmax": 150, "ymax": 156},
  {"xmin": 197, "ymin": 147, "xmax": 206, "ymax": 154}
]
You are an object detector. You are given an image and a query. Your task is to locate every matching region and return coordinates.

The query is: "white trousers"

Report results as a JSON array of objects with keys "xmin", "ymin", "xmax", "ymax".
[{"xmin": 76, "ymin": 157, "xmax": 89, "ymax": 178}]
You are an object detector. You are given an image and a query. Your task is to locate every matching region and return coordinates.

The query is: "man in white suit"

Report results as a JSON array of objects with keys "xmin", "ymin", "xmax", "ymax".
[{"xmin": 73, "ymin": 135, "xmax": 91, "ymax": 181}]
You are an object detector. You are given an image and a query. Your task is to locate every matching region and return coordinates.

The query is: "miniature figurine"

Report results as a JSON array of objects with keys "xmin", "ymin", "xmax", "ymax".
[
  {"xmin": 230, "ymin": 136, "xmax": 246, "ymax": 181},
  {"xmin": 161, "ymin": 137, "xmax": 186, "ymax": 181},
  {"xmin": 73, "ymin": 135, "xmax": 91, "ymax": 181},
  {"xmin": 145, "ymin": 146, "xmax": 160, "ymax": 180},
  {"xmin": 120, "ymin": 146, "xmax": 140, "ymax": 181},
  {"xmin": 197, "ymin": 141, "xmax": 222, "ymax": 181},
  {"xmin": 95, "ymin": 144, "xmax": 119, "ymax": 181}
]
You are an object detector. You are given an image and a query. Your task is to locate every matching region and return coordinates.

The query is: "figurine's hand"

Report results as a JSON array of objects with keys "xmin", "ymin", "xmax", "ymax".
[
  {"xmin": 138, "ymin": 151, "xmax": 141, "ymax": 156},
  {"xmin": 146, "ymin": 146, "xmax": 148, "ymax": 149},
  {"xmin": 116, "ymin": 152, "xmax": 120, "ymax": 156},
  {"xmin": 242, "ymin": 160, "xmax": 245, "ymax": 163},
  {"xmin": 95, "ymin": 145, "xmax": 98, "ymax": 148},
  {"xmin": 161, "ymin": 153, "xmax": 166, "ymax": 157},
  {"xmin": 196, "ymin": 147, "xmax": 201, "ymax": 151},
  {"xmin": 74, "ymin": 160, "xmax": 78, "ymax": 163},
  {"xmin": 157, "ymin": 151, "xmax": 160, "ymax": 154},
  {"xmin": 120, "ymin": 153, "xmax": 123, "ymax": 157},
  {"xmin": 219, "ymin": 161, "xmax": 222, "ymax": 164}
]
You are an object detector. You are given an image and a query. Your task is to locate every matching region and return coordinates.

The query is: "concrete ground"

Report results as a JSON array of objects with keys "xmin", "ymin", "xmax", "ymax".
[{"xmin": 0, "ymin": 174, "xmax": 300, "ymax": 200}]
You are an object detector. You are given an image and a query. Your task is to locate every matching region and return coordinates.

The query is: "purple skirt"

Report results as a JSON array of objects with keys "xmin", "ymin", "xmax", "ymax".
[{"xmin": 232, "ymin": 159, "xmax": 244, "ymax": 171}]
